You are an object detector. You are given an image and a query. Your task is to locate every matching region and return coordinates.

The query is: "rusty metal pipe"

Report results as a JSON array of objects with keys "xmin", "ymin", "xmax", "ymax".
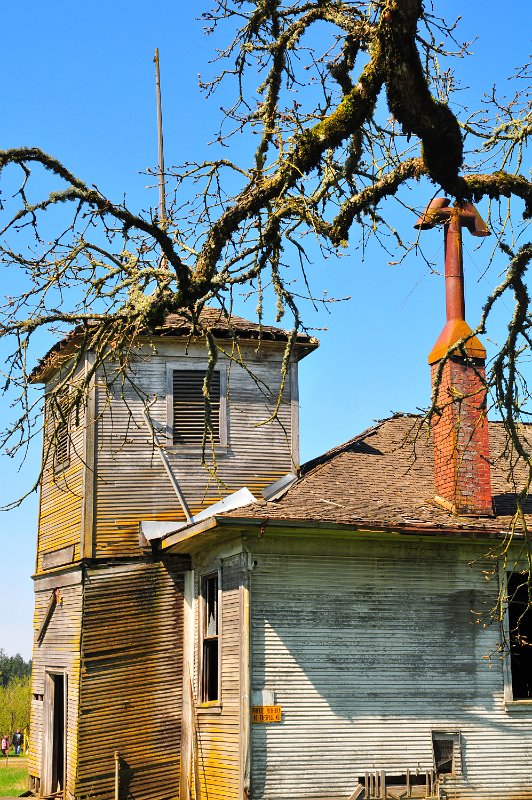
[{"xmin": 443, "ymin": 211, "xmax": 466, "ymax": 322}]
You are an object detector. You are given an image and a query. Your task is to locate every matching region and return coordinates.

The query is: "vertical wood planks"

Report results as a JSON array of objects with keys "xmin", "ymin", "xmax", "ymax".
[
  {"xmin": 76, "ymin": 557, "xmax": 186, "ymax": 800},
  {"xmin": 29, "ymin": 574, "xmax": 83, "ymax": 799}
]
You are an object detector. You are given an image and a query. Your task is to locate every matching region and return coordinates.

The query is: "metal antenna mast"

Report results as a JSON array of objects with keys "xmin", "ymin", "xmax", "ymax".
[{"xmin": 154, "ymin": 48, "xmax": 167, "ymax": 232}]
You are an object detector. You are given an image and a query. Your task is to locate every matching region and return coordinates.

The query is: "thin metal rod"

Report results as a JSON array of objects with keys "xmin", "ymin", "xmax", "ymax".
[
  {"xmin": 114, "ymin": 750, "xmax": 120, "ymax": 800},
  {"xmin": 142, "ymin": 402, "xmax": 193, "ymax": 524},
  {"xmin": 154, "ymin": 48, "xmax": 167, "ymax": 230}
]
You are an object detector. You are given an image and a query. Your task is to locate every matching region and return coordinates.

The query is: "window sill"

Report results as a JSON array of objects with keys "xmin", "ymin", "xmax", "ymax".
[
  {"xmin": 53, "ymin": 460, "xmax": 71, "ymax": 475},
  {"xmin": 505, "ymin": 699, "xmax": 532, "ymax": 711},
  {"xmin": 165, "ymin": 444, "xmax": 229, "ymax": 456},
  {"xmin": 196, "ymin": 702, "xmax": 223, "ymax": 715}
]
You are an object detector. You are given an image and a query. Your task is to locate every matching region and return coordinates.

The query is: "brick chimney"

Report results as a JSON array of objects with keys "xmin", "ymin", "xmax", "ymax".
[{"xmin": 415, "ymin": 199, "xmax": 493, "ymax": 516}]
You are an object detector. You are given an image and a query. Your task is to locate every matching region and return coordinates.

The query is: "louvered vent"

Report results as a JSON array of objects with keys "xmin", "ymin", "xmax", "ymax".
[
  {"xmin": 55, "ymin": 417, "xmax": 69, "ymax": 466},
  {"xmin": 173, "ymin": 370, "xmax": 221, "ymax": 445},
  {"xmin": 48, "ymin": 394, "xmax": 70, "ymax": 467}
]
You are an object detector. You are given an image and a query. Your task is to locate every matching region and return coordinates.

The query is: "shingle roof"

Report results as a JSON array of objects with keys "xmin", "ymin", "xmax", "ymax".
[
  {"xmin": 30, "ymin": 306, "xmax": 318, "ymax": 382},
  {"xmin": 159, "ymin": 307, "xmax": 317, "ymax": 346},
  {"xmin": 223, "ymin": 413, "xmax": 532, "ymax": 533}
]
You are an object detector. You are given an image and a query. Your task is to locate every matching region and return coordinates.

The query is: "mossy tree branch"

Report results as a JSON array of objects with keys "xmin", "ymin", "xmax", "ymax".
[{"xmin": 0, "ymin": 0, "xmax": 530, "ymax": 514}]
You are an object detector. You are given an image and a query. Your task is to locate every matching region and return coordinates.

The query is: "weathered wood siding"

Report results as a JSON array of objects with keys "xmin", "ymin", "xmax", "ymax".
[
  {"xmin": 29, "ymin": 572, "xmax": 83, "ymax": 800},
  {"xmin": 248, "ymin": 534, "xmax": 532, "ymax": 800},
  {"xmin": 76, "ymin": 557, "xmax": 185, "ymax": 800},
  {"xmin": 36, "ymin": 389, "xmax": 85, "ymax": 573},
  {"xmin": 191, "ymin": 551, "xmax": 245, "ymax": 800},
  {"xmin": 93, "ymin": 341, "xmax": 295, "ymax": 560}
]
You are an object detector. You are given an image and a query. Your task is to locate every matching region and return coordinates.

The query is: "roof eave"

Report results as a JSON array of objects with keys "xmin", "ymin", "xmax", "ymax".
[
  {"xmin": 159, "ymin": 512, "xmax": 515, "ymax": 554},
  {"xmin": 30, "ymin": 327, "xmax": 319, "ymax": 384}
]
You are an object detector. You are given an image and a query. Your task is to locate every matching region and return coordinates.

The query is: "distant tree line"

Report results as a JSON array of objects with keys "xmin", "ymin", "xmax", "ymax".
[
  {"xmin": 0, "ymin": 651, "xmax": 32, "ymax": 740},
  {"xmin": 0, "ymin": 649, "xmax": 31, "ymax": 688}
]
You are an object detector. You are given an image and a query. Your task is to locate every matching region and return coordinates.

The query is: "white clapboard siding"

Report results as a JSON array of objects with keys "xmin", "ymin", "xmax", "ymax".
[
  {"xmin": 93, "ymin": 343, "xmax": 294, "ymax": 560},
  {"xmin": 249, "ymin": 535, "xmax": 532, "ymax": 800}
]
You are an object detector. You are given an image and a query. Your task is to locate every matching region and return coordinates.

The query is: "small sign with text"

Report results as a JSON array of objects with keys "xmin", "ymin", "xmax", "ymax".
[{"xmin": 251, "ymin": 705, "xmax": 282, "ymax": 723}]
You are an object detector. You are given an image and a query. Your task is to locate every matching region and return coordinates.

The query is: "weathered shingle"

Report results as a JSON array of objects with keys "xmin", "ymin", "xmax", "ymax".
[
  {"xmin": 224, "ymin": 413, "xmax": 532, "ymax": 533},
  {"xmin": 30, "ymin": 306, "xmax": 318, "ymax": 382}
]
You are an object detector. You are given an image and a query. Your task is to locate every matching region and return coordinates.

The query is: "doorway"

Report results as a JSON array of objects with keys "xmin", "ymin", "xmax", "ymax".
[{"xmin": 43, "ymin": 671, "xmax": 67, "ymax": 797}]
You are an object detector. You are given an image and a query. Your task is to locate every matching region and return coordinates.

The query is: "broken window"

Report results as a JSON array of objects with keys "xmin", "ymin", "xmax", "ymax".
[
  {"xmin": 507, "ymin": 571, "xmax": 532, "ymax": 700},
  {"xmin": 201, "ymin": 573, "xmax": 220, "ymax": 702},
  {"xmin": 171, "ymin": 369, "xmax": 223, "ymax": 446},
  {"xmin": 432, "ymin": 731, "xmax": 461, "ymax": 777}
]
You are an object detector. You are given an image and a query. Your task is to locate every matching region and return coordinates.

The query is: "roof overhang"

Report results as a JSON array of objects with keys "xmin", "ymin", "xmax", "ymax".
[
  {"xmin": 159, "ymin": 513, "xmax": 517, "ymax": 555},
  {"xmin": 30, "ymin": 324, "xmax": 319, "ymax": 384}
]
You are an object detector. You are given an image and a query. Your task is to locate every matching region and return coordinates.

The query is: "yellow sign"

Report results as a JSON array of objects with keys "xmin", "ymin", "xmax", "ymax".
[{"xmin": 252, "ymin": 705, "xmax": 282, "ymax": 723}]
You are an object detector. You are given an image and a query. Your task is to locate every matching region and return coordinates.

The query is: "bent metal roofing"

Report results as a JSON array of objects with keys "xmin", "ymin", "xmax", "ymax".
[{"xmin": 214, "ymin": 413, "xmax": 532, "ymax": 535}]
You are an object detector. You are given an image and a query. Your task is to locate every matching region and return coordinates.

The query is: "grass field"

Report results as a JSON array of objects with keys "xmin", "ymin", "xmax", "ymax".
[{"xmin": 0, "ymin": 757, "xmax": 28, "ymax": 796}]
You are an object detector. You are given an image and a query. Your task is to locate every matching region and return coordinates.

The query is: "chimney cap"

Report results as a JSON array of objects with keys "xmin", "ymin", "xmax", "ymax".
[
  {"xmin": 414, "ymin": 197, "xmax": 450, "ymax": 229},
  {"xmin": 415, "ymin": 198, "xmax": 490, "ymax": 237}
]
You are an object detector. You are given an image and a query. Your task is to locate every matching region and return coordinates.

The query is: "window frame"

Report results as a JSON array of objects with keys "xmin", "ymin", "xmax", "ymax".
[
  {"xmin": 431, "ymin": 730, "xmax": 461, "ymax": 777},
  {"xmin": 198, "ymin": 568, "xmax": 222, "ymax": 708},
  {"xmin": 502, "ymin": 568, "xmax": 532, "ymax": 708},
  {"xmin": 165, "ymin": 362, "xmax": 228, "ymax": 451}
]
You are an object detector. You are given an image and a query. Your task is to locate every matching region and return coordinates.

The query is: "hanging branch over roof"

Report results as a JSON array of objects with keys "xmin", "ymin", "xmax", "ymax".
[{"xmin": 0, "ymin": 0, "xmax": 530, "ymax": 506}]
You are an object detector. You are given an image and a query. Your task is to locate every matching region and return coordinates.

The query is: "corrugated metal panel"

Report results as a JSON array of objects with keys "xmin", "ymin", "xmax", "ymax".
[
  {"xmin": 94, "ymin": 342, "xmax": 295, "ymax": 560},
  {"xmin": 76, "ymin": 557, "xmax": 185, "ymax": 800},
  {"xmin": 249, "ymin": 536, "xmax": 532, "ymax": 800},
  {"xmin": 29, "ymin": 578, "xmax": 83, "ymax": 799},
  {"xmin": 193, "ymin": 553, "xmax": 244, "ymax": 800}
]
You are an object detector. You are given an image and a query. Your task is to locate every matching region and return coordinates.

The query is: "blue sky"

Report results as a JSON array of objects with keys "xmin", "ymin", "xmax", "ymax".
[{"xmin": 0, "ymin": 2, "xmax": 530, "ymax": 659}]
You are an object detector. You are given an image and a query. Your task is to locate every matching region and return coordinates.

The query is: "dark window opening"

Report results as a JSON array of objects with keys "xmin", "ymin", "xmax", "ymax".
[
  {"xmin": 201, "ymin": 574, "xmax": 219, "ymax": 702},
  {"xmin": 173, "ymin": 370, "xmax": 220, "ymax": 446},
  {"xmin": 432, "ymin": 737, "xmax": 454, "ymax": 774},
  {"xmin": 508, "ymin": 571, "xmax": 532, "ymax": 699},
  {"xmin": 357, "ymin": 770, "xmax": 438, "ymax": 799},
  {"xmin": 357, "ymin": 774, "xmax": 430, "ymax": 787}
]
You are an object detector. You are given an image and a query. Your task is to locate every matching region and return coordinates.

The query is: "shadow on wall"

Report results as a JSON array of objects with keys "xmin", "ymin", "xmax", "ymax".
[
  {"xmin": 251, "ymin": 547, "xmax": 504, "ymax": 722},
  {"xmin": 118, "ymin": 754, "xmax": 133, "ymax": 800}
]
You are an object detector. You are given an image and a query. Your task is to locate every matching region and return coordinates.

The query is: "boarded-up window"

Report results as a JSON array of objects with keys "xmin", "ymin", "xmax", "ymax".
[
  {"xmin": 507, "ymin": 571, "xmax": 532, "ymax": 699},
  {"xmin": 201, "ymin": 573, "xmax": 219, "ymax": 703},
  {"xmin": 172, "ymin": 370, "xmax": 221, "ymax": 446}
]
